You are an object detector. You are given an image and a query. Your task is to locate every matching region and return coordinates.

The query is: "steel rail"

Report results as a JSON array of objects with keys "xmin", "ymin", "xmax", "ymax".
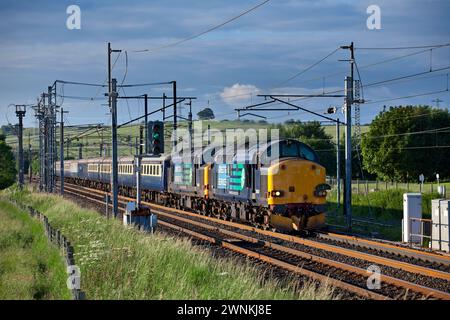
[
  {"xmin": 152, "ymin": 207, "xmax": 450, "ymax": 300},
  {"xmin": 319, "ymin": 232, "xmax": 450, "ymax": 264},
  {"xmin": 61, "ymin": 184, "xmax": 387, "ymax": 299},
  {"xmin": 61, "ymin": 182, "xmax": 450, "ymax": 282}
]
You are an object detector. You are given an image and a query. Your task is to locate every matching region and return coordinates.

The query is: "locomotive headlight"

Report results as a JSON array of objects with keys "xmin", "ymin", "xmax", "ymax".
[
  {"xmin": 314, "ymin": 183, "xmax": 331, "ymax": 197},
  {"xmin": 271, "ymin": 190, "xmax": 284, "ymax": 197}
]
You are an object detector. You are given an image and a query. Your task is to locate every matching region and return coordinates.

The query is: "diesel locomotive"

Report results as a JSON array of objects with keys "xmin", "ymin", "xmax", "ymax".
[{"xmin": 57, "ymin": 139, "xmax": 330, "ymax": 231}]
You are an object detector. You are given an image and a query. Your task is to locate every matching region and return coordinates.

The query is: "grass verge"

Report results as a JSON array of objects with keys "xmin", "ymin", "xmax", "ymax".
[
  {"xmin": 0, "ymin": 199, "xmax": 70, "ymax": 299},
  {"xmin": 326, "ymin": 189, "xmax": 441, "ymax": 240},
  {"xmin": 2, "ymin": 187, "xmax": 335, "ymax": 300}
]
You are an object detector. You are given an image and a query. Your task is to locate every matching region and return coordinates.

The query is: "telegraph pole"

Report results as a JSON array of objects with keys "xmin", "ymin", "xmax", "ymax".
[
  {"xmin": 15, "ymin": 105, "xmax": 26, "ymax": 189},
  {"xmin": 111, "ymin": 78, "xmax": 119, "ymax": 218},
  {"xmin": 59, "ymin": 108, "xmax": 68, "ymax": 195}
]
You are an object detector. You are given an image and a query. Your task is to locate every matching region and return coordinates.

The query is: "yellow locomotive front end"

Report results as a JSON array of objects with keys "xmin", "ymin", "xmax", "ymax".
[{"xmin": 267, "ymin": 158, "xmax": 329, "ymax": 231}]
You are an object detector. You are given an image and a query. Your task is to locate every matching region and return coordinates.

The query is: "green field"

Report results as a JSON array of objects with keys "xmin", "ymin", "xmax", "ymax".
[
  {"xmin": 0, "ymin": 199, "xmax": 70, "ymax": 299},
  {"xmin": 2, "ymin": 187, "xmax": 335, "ymax": 300},
  {"xmin": 3, "ymin": 120, "xmax": 369, "ymax": 160},
  {"xmin": 326, "ymin": 189, "xmax": 441, "ymax": 240}
]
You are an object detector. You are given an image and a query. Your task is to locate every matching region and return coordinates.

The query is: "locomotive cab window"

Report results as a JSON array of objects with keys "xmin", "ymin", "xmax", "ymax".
[
  {"xmin": 299, "ymin": 144, "xmax": 318, "ymax": 162},
  {"xmin": 280, "ymin": 141, "xmax": 298, "ymax": 158}
]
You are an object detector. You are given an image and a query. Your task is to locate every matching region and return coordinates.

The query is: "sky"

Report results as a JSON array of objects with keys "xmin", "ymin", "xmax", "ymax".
[{"xmin": 0, "ymin": 0, "xmax": 449, "ymax": 128}]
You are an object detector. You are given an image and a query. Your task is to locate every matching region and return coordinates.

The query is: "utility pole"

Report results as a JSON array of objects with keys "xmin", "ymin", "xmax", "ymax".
[
  {"xmin": 341, "ymin": 42, "xmax": 355, "ymax": 231},
  {"xmin": 66, "ymin": 135, "xmax": 70, "ymax": 159},
  {"xmin": 162, "ymin": 93, "xmax": 166, "ymax": 120},
  {"xmin": 100, "ymin": 129, "xmax": 104, "ymax": 157},
  {"xmin": 144, "ymin": 94, "xmax": 148, "ymax": 153},
  {"xmin": 432, "ymin": 98, "xmax": 443, "ymax": 108},
  {"xmin": 187, "ymin": 99, "xmax": 193, "ymax": 152},
  {"xmin": 48, "ymin": 86, "xmax": 55, "ymax": 193},
  {"xmin": 111, "ymin": 78, "xmax": 119, "ymax": 218},
  {"xmin": 28, "ymin": 131, "xmax": 32, "ymax": 184},
  {"xmin": 35, "ymin": 96, "xmax": 45, "ymax": 191},
  {"xmin": 163, "ymin": 93, "xmax": 166, "ymax": 151},
  {"xmin": 59, "ymin": 108, "xmax": 68, "ymax": 195},
  {"xmin": 78, "ymin": 143, "xmax": 83, "ymax": 160},
  {"xmin": 139, "ymin": 125, "xmax": 144, "ymax": 155},
  {"xmin": 108, "ymin": 43, "xmax": 121, "ymax": 219},
  {"xmin": 336, "ymin": 118, "xmax": 340, "ymax": 209},
  {"xmin": 173, "ymin": 81, "xmax": 177, "ymax": 148},
  {"xmin": 136, "ymin": 156, "xmax": 141, "ymax": 209},
  {"xmin": 15, "ymin": 105, "xmax": 26, "ymax": 189}
]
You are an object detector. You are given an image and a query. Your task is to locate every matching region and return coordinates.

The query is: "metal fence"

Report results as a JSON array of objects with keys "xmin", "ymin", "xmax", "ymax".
[
  {"xmin": 327, "ymin": 178, "xmax": 447, "ymax": 197},
  {"xmin": 7, "ymin": 199, "xmax": 86, "ymax": 300}
]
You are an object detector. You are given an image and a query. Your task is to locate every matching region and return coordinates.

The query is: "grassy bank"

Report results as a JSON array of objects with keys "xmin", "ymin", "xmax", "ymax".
[
  {"xmin": 326, "ymin": 189, "xmax": 440, "ymax": 240},
  {"xmin": 0, "ymin": 200, "xmax": 70, "ymax": 299},
  {"xmin": 3, "ymin": 187, "xmax": 334, "ymax": 300}
]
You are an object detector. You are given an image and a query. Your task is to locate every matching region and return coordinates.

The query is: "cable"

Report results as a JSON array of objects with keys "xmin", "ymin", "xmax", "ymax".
[
  {"xmin": 364, "ymin": 67, "xmax": 450, "ymax": 89},
  {"xmin": 355, "ymin": 43, "xmax": 450, "ymax": 50},
  {"xmin": 118, "ymin": 51, "xmax": 132, "ymax": 121},
  {"xmin": 354, "ymin": 59, "xmax": 364, "ymax": 101},
  {"xmin": 364, "ymin": 89, "xmax": 449, "ymax": 105},
  {"xmin": 276, "ymin": 47, "xmax": 341, "ymax": 87},
  {"xmin": 315, "ymin": 145, "xmax": 450, "ymax": 152},
  {"xmin": 56, "ymin": 95, "xmax": 107, "ymax": 101},
  {"xmin": 281, "ymin": 44, "xmax": 450, "ymax": 90},
  {"xmin": 131, "ymin": 0, "xmax": 271, "ymax": 53},
  {"xmin": 203, "ymin": 44, "xmax": 450, "ymax": 111},
  {"xmin": 56, "ymin": 80, "xmax": 106, "ymax": 87},
  {"xmin": 120, "ymin": 51, "xmax": 128, "ymax": 87}
]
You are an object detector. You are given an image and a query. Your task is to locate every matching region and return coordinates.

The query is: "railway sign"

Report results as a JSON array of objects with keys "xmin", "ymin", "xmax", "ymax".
[{"xmin": 419, "ymin": 174, "xmax": 424, "ymax": 183}]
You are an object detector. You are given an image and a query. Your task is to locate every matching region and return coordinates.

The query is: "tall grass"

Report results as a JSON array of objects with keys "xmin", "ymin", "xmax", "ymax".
[
  {"xmin": 0, "ymin": 200, "xmax": 70, "ymax": 300},
  {"xmin": 3, "ymin": 187, "xmax": 335, "ymax": 300}
]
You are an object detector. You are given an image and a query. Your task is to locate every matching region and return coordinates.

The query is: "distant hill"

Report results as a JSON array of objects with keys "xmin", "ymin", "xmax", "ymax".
[{"xmin": 3, "ymin": 120, "xmax": 369, "ymax": 159}]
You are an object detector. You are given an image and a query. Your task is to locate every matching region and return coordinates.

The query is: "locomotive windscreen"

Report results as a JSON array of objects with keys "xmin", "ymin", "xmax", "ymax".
[{"xmin": 279, "ymin": 140, "xmax": 319, "ymax": 162}]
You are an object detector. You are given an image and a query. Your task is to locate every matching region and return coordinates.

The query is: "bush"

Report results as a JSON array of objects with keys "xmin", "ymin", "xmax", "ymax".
[{"xmin": 0, "ymin": 134, "xmax": 16, "ymax": 189}]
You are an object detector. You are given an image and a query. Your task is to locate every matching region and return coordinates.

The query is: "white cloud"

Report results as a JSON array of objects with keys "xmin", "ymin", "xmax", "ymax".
[{"xmin": 220, "ymin": 83, "xmax": 260, "ymax": 105}]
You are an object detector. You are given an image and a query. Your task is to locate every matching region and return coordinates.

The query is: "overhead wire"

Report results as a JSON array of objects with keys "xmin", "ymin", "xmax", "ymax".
[{"xmin": 130, "ymin": 0, "xmax": 271, "ymax": 53}]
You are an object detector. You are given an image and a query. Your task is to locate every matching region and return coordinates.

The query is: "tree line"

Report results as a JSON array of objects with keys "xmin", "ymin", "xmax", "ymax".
[{"xmin": 276, "ymin": 105, "xmax": 450, "ymax": 182}]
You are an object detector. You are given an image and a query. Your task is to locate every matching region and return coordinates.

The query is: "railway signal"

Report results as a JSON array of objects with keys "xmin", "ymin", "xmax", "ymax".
[
  {"xmin": 148, "ymin": 121, "xmax": 164, "ymax": 155},
  {"xmin": 15, "ymin": 105, "xmax": 26, "ymax": 189}
]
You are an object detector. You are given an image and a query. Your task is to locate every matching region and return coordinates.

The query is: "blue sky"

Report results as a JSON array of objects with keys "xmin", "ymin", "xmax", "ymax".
[{"xmin": 0, "ymin": 0, "xmax": 449, "ymax": 128}]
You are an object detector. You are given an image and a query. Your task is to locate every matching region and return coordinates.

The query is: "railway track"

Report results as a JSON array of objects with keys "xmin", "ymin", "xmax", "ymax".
[
  {"xmin": 55, "ymin": 181, "xmax": 450, "ymax": 300},
  {"xmin": 314, "ymin": 232, "xmax": 450, "ymax": 270}
]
